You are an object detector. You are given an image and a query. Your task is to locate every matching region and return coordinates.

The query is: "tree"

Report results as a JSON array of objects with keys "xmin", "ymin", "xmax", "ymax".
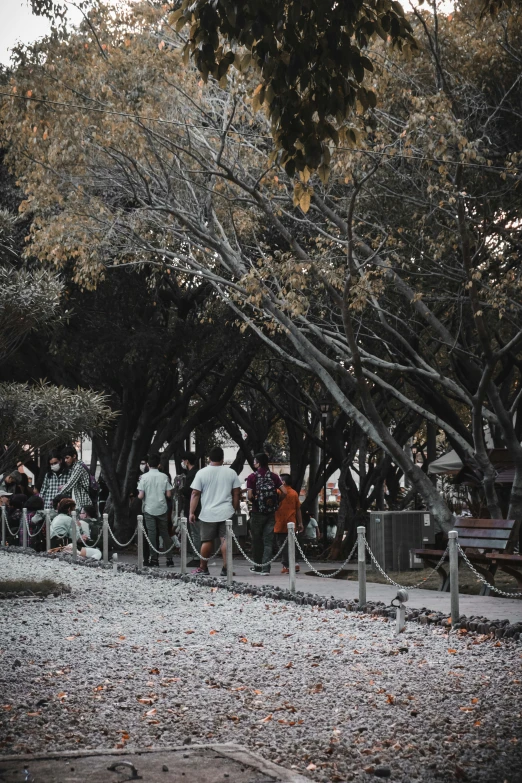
[{"xmin": 3, "ymin": 2, "xmax": 522, "ymax": 538}]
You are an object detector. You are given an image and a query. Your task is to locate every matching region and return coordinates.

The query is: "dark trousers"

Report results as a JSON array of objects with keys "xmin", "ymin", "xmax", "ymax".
[
  {"xmin": 250, "ymin": 512, "xmax": 275, "ymax": 572},
  {"xmin": 143, "ymin": 512, "xmax": 174, "ymax": 561}
]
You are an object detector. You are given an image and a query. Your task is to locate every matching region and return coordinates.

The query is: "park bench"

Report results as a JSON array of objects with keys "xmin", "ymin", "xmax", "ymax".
[{"xmin": 412, "ymin": 518, "xmax": 522, "ymax": 596}]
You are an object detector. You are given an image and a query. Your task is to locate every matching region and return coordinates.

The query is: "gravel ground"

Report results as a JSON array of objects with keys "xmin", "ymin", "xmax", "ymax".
[{"xmin": 1, "ymin": 553, "xmax": 521, "ymax": 783}]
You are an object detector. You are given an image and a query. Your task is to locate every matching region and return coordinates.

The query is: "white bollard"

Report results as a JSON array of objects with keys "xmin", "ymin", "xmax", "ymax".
[
  {"xmin": 287, "ymin": 522, "xmax": 296, "ymax": 594},
  {"xmin": 180, "ymin": 516, "xmax": 187, "ymax": 575},
  {"xmin": 1, "ymin": 506, "xmax": 6, "ymax": 546},
  {"xmin": 137, "ymin": 514, "xmax": 144, "ymax": 570},
  {"xmin": 226, "ymin": 519, "xmax": 233, "ymax": 587},
  {"xmin": 22, "ymin": 508, "xmax": 28, "ymax": 549},
  {"xmin": 71, "ymin": 510, "xmax": 77, "ymax": 558},
  {"xmin": 103, "ymin": 513, "xmax": 109, "ymax": 563},
  {"xmin": 112, "ymin": 552, "xmax": 118, "ymax": 574},
  {"xmin": 393, "ymin": 589, "xmax": 409, "ymax": 635},
  {"xmin": 449, "ymin": 530, "xmax": 460, "ymax": 627},
  {"xmin": 45, "ymin": 509, "xmax": 51, "ymax": 551},
  {"xmin": 357, "ymin": 526, "xmax": 366, "ymax": 609}
]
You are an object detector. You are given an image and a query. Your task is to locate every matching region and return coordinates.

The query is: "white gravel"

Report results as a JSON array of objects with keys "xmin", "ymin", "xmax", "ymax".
[{"xmin": 1, "ymin": 553, "xmax": 521, "ymax": 782}]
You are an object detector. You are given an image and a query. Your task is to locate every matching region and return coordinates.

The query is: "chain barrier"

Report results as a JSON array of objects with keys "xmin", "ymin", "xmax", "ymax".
[
  {"xmin": 24, "ymin": 516, "xmax": 47, "ymax": 539},
  {"xmin": 364, "ymin": 537, "xmax": 449, "ymax": 590},
  {"xmin": 107, "ymin": 526, "xmax": 137, "ymax": 549},
  {"xmin": 292, "ymin": 533, "xmax": 358, "ymax": 578},
  {"xmin": 141, "ymin": 524, "xmax": 177, "ymax": 556},
  {"xmin": 457, "ymin": 544, "xmax": 522, "ymax": 598},
  {"xmin": 183, "ymin": 522, "xmax": 222, "ymax": 561},
  {"xmin": 4, "ymin": 518, "xmax": 21, "ymax": 537},
  {"xmin": 87, "ymin": 528, "xmax": 103, "ymax": 548},
  {"xmin": 231, "ymin": 531, "xmax": 288, "ymax": 568}
]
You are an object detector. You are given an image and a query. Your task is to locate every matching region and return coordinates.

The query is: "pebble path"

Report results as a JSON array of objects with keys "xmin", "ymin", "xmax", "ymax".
[{"xmin": 1, "ymin": 553, "xmax": 521, "ymax": 782}]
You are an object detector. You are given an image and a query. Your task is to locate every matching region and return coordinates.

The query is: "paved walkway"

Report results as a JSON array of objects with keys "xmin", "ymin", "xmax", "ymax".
[{"xmin": 117, "ymin": 552, "xmax": 522, "ymax": 623}]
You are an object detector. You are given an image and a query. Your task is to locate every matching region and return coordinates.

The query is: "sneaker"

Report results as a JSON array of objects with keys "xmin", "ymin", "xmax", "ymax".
[
  {"xmin": 249, "ymin": 567, "xmax": 261, "ymax": 574},
  {"xmin": 166, "ymin": 558, "xmax": 174, "ymax": 567},
  {"xmin": 191, "ymin": 566, "xmax": 210, "ymax": 575},
  {"xmin": 281, "ymin": 566, "xmax": 289, "ymax": 574},
  {"xmin": 296, "ymin": 565, "xmax": 300, "ymax": 572},
  {"xmin": 220, "ymin": 566, "xmax": 236, "ymax": 577},
  {"xmin": 261, "ymin": 569, "xmax": 271, "ymax": 575},
  {"xmin": 143, "ymin": 559, "xmax": 150, "ymax": 568},
  {"xmin": 150, "ymin": 559, "xmax": 159, "ymax": 568}
]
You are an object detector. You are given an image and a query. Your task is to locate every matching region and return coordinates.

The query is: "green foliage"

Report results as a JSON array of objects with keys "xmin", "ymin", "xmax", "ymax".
[{"xmin": 173, "ymin": 0, "xmax": 415, "ymax": 178}]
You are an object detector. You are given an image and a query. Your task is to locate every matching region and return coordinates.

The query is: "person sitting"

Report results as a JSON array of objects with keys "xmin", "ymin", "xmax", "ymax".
[
  {"xmin": 49, "ymin": 498, "xmax": 86, "ymax": 549},
  {"xmin": 6, "ymin": 494, "xmax": 27, "ymax": 546},
  {"xmin": 79, "ymin": 504, "xmax": 101, "ymax": 545},
  {"xmin": 26, "ymin": 495, "xmax": 46, "ymax": 551}
]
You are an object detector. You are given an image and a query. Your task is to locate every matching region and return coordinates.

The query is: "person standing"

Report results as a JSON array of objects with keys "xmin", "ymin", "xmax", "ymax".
[
  {"xmin": 189, "ymin": 446, "xmax": 241, "ymax": 577},
  {"xmin": 181, "ymin": 452, "xmax": 201, "ymax": 566},
  {"xmin": 59, "ymin": 447, "xmax": 91, "ymax": 510},
  {"xmin": 246, "ymin": 453, "xmax": 286, "ymax": 574},
  {"xmin": 274, "ymin": 474, "xmax": 303, "ymax": 574},
  {"xmin": 40, "ymin": 451, "xmax": 68, "ymax": 509},
  {"xmin": 137, "ymin": 453, "xmax": 174, "ymax": 568}
]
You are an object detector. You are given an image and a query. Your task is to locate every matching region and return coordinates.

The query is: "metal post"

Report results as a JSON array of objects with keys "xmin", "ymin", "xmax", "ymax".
[
  {"xmin": 45, "ymin": 509, "xmax": 51, "ymax": 551},
  {"xmin": 322, "ymin": 413, "xmax": 327, "ymax": 541},
  {"xmin": 180, "ymin": 516, "xmax": 187, "ymax": 575},
  {"xmin": 1, "ymin": 506, "xmax": 6, "ymax": 546},
  {"xmin": 449, "ymin": 530, "xmax": 460, "ymax": 627},
  {"xmin": 393, "ymin": 589, "xmax": 409, "ymax": 636},
  {"xmin": 71, "ymin": 510, "xmax": 77, "ymax": 558},
  {"xmin": 287, "ymin": 522, "xmax": 297, "ymax": 594},
  {"xmin": 137, "ymin": 514, "xmax": 144, "ymax": 570},
  {"xmin": 112, "ymin": 553, "xmax": 118, "ymax": 574},
  {"xmin": 22, "ymin": 508, "xmax": 28, "ymax": 549},
  {"xmin": 357, "ymin": 525, "xmax": 366, "ymax": 609},
  {"xmin": 225, "ymin": 519, "xmax": 233, "ymax": 587},
  {"xmin": 103, "ymin": 513, "xmax": 109, "ymax": 564}
]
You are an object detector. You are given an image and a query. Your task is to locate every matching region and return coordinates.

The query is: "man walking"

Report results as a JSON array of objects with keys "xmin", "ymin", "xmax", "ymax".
[
  {"xmin": 274, "ymin": 474, "xmax": 303, "ymax": 574},
  {"xmin": 246, "ymin": 453, "xmax": 286, "ymax": 574},
  {"xmin": 189, "ymin": 446, "xmax": 241, "ymax": 577},
  {"xmin": 138, "ymin": 453, "xmax": 174, "ymax": 568}
]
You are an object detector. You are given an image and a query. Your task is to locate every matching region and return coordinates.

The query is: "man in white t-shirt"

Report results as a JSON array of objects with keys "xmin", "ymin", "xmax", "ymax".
[{"xmin": 189, "ymin": 446, "xmax": 241, "ymax": 576}]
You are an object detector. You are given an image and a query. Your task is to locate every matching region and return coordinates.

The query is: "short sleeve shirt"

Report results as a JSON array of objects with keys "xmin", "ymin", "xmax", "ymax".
[
  {"xmin": 138, "ymin": 469, "xmax": 172, "ymax": 516},
  {"xmin": 191, "ymin": 465, "xmax": 241, "ymax": 523},
  {"xmin": 246, "ymin": 469, "xmax": 283, "ymax": 513}
]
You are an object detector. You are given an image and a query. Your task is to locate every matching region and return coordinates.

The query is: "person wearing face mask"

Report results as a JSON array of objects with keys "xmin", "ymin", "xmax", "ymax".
[
  {"xmin": 139, "ymin": 459, "xmax": 149, "ymax": 475},
  {"xmin": 39, "ymin": 451, "xmax": 68, "ymax": 510}
]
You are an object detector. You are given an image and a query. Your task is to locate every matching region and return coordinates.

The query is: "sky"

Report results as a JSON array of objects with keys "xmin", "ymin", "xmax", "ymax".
[{"xmin": 1, "ymin": 0, "xmax": 81, "ymax": 66}]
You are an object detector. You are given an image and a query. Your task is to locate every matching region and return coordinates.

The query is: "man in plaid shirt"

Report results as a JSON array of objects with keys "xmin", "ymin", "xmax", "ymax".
[{"xmin": 59, "ymin": 447, "xmax": 91, "ymax": 510}]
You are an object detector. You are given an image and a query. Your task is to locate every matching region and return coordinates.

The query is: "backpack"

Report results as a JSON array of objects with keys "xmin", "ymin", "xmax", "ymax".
[
  {"xmin": 255, "ymin": 470, "xmax": 280, "ymax": 514},
  {"xmin": 81, "ymin": 462, "xmax": 100, "ymax": 501}
]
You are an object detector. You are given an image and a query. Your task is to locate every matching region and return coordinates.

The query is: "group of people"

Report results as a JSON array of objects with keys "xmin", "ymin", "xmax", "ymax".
[
  {"xmin": 0, "ymin": 447, "xmax": 101, "ymax": 557},
  {"xmin": 137, "ymin": 447, "xmax": 320, "ymax": 575}
]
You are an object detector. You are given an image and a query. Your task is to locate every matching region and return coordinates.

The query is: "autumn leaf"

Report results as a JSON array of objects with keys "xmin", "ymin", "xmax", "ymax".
[
  {"xmin": 57, "ymin": 692, "xmax": 67, "ymax": 700},
  {"xmin": 254, "ymin": 689, "xmax": 263, "ymax": 695},
  {"xmin": 261, "ymin": 714, "xmax": 273, "ymax": 723},
  {"xmin": 185, "ymin": 630, "xmax": 195, "ymax": 635},
  {"xmin": 209, "ymin": 630, "xmax": 219, "ymax": 635},
  {"xmin": 149, "ymin": 668, "xmax": 160, "ymax": 675},
  {"xmin": 471, "ymin": 698, "xmax": 478, "ymax": 704},
  {"xmin": 137, "ymin": 697, "xmax": 156, "ymax": 705},
  {"xmin": 285, "ymin": 662, "xmax": 293, "ymax": 669},
  {"xmin": 307, "ymin": 763, "xmax": 317, "ymax": 771},
  {"xmin": 239, "ymin": 637, "xmax": 248, "ymax": 644},
  {"xmin": 27, "ymin": 712, "xmax": 41, "ymax": 716},
  {"xmin": 386, "ymin": 694, "xmax": 395, "ymax": 704},
  {"xmin": 144, "ymin": 708, "xmax": 157, "ymax": 717},
  {"xmin": 447, "ymin": 649, "xmax": 457, "ymax": 654},
  {"xmin": 459, "ymin": 707, "xmax": 474, "ymax": 712}
]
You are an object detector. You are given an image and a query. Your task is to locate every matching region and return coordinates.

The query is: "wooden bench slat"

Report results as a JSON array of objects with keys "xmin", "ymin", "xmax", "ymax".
[
  {"xmin": 457, "ymin": 537, "xmax": 510, "ymax": 549},
  {"xmin": 485, "ymin": 553, "xmax": 522, "ymax": 562},
  {"xmin": 455, "ymin": 518, "xmax": 515, "ymax": 529},
  {"xmin": 457, "ymin": 528, "xmax": 512, "ymax": 539}
]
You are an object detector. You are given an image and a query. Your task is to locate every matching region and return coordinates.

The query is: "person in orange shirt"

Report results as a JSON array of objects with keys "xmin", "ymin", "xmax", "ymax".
[{"xmin": 275, "ymin": 474, "xmax": 304, "ymax": 574}]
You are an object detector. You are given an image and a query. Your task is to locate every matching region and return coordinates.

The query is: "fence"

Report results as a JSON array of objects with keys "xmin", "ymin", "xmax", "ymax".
[{"xmin": 2, "ymin": 508, "xmax": 521, "ymax": 629}]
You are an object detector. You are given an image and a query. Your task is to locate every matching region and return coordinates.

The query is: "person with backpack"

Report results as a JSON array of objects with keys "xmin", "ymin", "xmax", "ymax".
[
  {"xmin": 246, "ymin": 453, "xmax": 286, "ymax": 574},
  {"xmin": 58, "ymin": 447, "xmax": 91, "ymax": 510}
]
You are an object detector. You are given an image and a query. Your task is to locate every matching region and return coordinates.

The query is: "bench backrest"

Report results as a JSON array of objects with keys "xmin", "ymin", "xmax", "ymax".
[{"xmin": 454, "ymin": 518, "xmax": 516, "ymax": 553}]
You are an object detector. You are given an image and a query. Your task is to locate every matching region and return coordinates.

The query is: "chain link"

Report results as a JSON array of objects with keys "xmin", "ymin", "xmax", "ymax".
[
  {"xmin": 107, "ymin": 525, "xmax": 138, "ymax": 549},
  {"xmin": 183, "ymin": 523, "xmax": 222, "ymax": 561},
  {"xmin": 140, "ymin": 523, "xmax": 177, "ymax": 556},
  {"xmin": 231, "ymin": 531, "xmax": 288, "ymax": 568},
  {"xmin": 457, "ymin": 544, "xmax": 522, "ymax": 598},
  {"xmin": 4, "ymin": 517, "xmax": 21, "ymax": 537},
  {"xmin": 364, "ymin": 537, "xmax": 449, "ymax": 590},
  {"xmin": 24, "ymin": 515, "xmax": 47, "ymax": 539},
  {"xmin": 87, "ymin": 528, "xmax": 103, "ymax": 548},
  {"xmin": 292, "ymin": 532, "xmax": 358, "ymax": 578}
]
